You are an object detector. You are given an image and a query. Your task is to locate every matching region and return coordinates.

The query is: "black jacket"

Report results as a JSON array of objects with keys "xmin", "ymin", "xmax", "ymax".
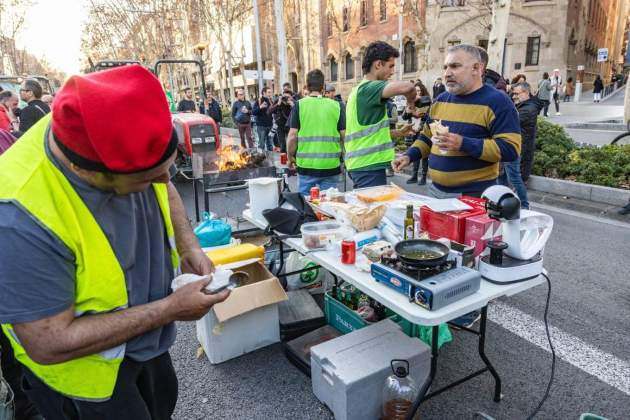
[
  {"xmin": 432, "ymin": 83, "xmax": 446, "ymax": 98},
  {"xmin": 252, "ymin": 97, "xmax": 273, "ymax": 127},
  {"xmin": 231, "ymin": 100, "xmax": 252, "ymax": 124},
  {"xmin": 19, "ymin": 100, "xmax": 50, "ymax": 133},
  {"xmin": 516, "ymin": 98, "xmax": 539, "ymax": 152},
  {"xmin": 593, "ymin": 79, "xmax": 604, "ymax": 93},
  {"xmin": 201, "ymin": 99, "xmax": 223, "ymax": 123}
]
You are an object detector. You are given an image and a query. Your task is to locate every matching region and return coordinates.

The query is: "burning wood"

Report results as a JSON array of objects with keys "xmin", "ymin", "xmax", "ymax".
[{"xmin": 217, "ymin": 145, "xmax": 267, "ymax": 172}]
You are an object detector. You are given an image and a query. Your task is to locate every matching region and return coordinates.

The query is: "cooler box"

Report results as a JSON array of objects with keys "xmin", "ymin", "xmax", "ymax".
[
  {"xmin": 311, "ymin": 319, "xmax": 430, "ymax": 420},
  {"xmin": 196, "ymin": 261, "xmax": 288, "ymax": 364},
  {"xmin": 420, "ymin": 196, "xmax": 486, "ymax": 242}
]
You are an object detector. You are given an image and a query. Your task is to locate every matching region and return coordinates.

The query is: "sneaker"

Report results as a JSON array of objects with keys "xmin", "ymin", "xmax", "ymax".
[
  {"xmin": 418, "ymin": 175, "xmax": 427, "ymax": 186},
  {"xmin": 556, "ymin": 112, "xmax": 561, "ymax": 115},
  {"xmin": 406, "ymin": 177, "xmax": 418, "ymax": 184},
  {"xmin": 618, "ymin": 204, "xmax": 630, "ymax": 215},
  {"xmin": 450, "ymin": 310, "xmax": 481, "ymax": 329}
]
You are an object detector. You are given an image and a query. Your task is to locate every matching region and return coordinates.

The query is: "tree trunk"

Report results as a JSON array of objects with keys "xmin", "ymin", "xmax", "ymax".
[{"xmin": 486, "ymin": 0, "xmax": 511, "ymax": 75}]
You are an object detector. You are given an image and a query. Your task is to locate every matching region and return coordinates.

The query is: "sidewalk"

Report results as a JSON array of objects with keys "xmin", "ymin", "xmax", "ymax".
[{"xmin": 545, "ymin": 87, "xmax": 624, "ymax": 127}]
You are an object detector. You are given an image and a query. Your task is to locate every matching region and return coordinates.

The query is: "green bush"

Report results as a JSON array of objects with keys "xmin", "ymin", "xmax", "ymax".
[
  {"xmin": 532, "ymin": 117, "xmax": 630, "ymax": 189},
  {"xmin": 221, "ymin": 107, "xmax": 235, "ymax": 128}
]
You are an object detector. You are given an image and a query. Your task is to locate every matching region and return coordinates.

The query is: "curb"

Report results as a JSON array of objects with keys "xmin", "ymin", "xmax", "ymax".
[
  {"xmin": 528, "ymin": 175, "xmax": 630, "ymax": 207},
  {"xmin": 564, "ymin": 122, "xmax": 626, "ymax": 131}
]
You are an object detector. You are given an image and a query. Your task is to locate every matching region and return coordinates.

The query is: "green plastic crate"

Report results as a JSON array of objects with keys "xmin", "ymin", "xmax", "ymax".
[{"xmin": 324, "ymin": 291, "xmax": 452, "ymax": 349}]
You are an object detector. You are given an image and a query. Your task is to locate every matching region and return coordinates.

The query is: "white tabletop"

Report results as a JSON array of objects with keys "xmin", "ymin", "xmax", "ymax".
[{"xmin": 242, "ymin": 209, "xmax": 545, "ymax": 326}]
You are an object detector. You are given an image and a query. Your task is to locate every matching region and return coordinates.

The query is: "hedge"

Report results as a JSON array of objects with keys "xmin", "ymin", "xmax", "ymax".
[{"xmin": 532, "ymin": 118, "xmax": 630, "ymax": 189}]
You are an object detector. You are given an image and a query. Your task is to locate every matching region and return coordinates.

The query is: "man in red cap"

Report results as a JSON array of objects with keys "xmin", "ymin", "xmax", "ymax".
[{"xmin": 0, "ymin": 65, "xmax": 229, "ymax": 419}]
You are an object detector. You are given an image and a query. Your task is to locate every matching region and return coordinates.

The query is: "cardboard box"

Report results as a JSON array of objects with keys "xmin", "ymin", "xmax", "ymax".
[
  {"xmin": 464, "ymin": 213, "xmax": 502, "ymax": 257},
  {"xmin": 196, "ymin": 261, "xmax": 288, "ymax": 364},
  {"xmin": 420, "ymin": 201, "xmax": 485, "ymax": 242}
]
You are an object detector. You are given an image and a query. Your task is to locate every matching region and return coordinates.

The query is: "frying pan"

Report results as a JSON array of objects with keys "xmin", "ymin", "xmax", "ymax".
[{"xmin": 395, "ymin": 239, "xmax": 450, "ymax": 267}]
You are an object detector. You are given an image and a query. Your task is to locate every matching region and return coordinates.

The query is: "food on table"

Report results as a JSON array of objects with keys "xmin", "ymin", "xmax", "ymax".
[{"xmin": 356, "ymin": 185, "xmax": 403, "ymax": 203}]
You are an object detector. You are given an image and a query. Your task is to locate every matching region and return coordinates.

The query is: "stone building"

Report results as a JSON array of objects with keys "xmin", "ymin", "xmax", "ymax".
[{"xmin": 420, "ymin": 0, "xmax": 629, "ymax": 91}]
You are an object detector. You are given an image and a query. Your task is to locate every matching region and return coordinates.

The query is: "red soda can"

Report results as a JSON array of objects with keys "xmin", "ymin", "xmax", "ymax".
[
  {"xmin": 341, "ymin": 240, "xmax": 356, "ymax": 264},
  {"xmin": 310, "ymin": 186, "xmax": 320, "ymax": 201},
  {"xmin": 280, "ymin": 152, "xmax": 288, "ymax": 165}
]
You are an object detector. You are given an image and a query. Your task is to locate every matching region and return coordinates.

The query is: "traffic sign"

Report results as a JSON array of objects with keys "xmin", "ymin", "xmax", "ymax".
[
  {"xmin": 597, "ymin": 48, "xmax": 608, "ymax": 62},
  {"xmin": 244, "ymin": 70, "xmax": 274, "ymax": 80}
]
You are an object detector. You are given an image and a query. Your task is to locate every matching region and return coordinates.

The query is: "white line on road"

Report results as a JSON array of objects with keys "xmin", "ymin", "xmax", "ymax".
[
  {"xmin": 489, "ymin": 301, "xmax": 630, "ymax": 396},
  {"xmin": 531, "ymin": 202, "xmax": 630, "ymax": 230}
]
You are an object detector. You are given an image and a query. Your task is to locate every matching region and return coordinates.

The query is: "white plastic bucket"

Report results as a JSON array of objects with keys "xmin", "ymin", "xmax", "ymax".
[{"xmin": 248, "ymin": 177, "xmax": 281, "ymax": 222}]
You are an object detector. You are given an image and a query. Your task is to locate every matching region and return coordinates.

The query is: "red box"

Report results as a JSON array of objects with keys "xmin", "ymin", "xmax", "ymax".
[
  {"xmin": 459, "ymin": 196, "xmax": 487, "ymax": 212},
  {"xmin": 420, "ymin": 199, "xmax": 486, "ymax": 243},
  {"xmin": 464, "ymin": 213, "xmax": 502, "ymax": 257}
]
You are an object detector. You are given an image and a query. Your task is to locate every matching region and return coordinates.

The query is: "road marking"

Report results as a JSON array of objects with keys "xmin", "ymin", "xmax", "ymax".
[
  {"xmin": 531, "ymin": 202, "xmax": 630, "ymax": 230},
  {"xmin": 489, "ymin": 301, "xmax": 630, "ymax": 396}
]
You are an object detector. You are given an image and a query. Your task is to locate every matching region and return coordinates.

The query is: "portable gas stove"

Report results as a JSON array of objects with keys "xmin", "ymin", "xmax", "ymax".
[{"xmin": 371, "ymin": 257, "xmax": 481, "ymax": 310}]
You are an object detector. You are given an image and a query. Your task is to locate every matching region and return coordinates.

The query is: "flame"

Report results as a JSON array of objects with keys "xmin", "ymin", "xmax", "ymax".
[{"xmin": 217, "ymin": 145, "xmax": 249, "ymax": 171}]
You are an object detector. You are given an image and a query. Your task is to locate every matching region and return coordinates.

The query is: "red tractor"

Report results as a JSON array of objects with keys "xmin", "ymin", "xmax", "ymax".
[{"xmin": 172, "ymin": 112, "xmax": 221, "ymax": 178}]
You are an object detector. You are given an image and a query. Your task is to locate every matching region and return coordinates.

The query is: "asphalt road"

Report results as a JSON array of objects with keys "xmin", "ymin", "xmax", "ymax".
[{"xmin": 170, "ymin": 174, "xmax": 630, "ymax": 419}]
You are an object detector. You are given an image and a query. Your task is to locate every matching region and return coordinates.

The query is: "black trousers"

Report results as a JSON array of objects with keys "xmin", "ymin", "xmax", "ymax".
[
  {"xmin": 0, "ymin": 332, "xmax": 41, "ymax": 419},
  {"xmin": 22, "ymin": 352, "xmax": 178, "ymax": 420},
  {"xmin": 553, "ymin": 92, "xmax": 560, "ymax": 113},
  {"xmin": 412, "ymin": 158, "xmax": 429, "ymax": 178},
  {"xmin": 276, "ymin": 126, "xmax": 289, "ymax": 153}
]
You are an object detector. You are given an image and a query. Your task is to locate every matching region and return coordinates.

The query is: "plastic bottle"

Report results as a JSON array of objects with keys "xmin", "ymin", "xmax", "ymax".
[{"xmin": 382, "ymin": 360, "xmax": 418, "ymax": 420}]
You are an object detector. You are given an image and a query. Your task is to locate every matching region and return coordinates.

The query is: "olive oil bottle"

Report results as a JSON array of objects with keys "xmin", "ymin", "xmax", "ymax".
[{"xmin": 404, "ymin": 205, "xmax": 414, "ymax": 240}]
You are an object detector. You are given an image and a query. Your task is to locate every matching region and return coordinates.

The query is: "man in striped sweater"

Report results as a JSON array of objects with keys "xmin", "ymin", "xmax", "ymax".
[{"xmin": 392, "ymin": 44, "xmax": 521, "ymax": 198}]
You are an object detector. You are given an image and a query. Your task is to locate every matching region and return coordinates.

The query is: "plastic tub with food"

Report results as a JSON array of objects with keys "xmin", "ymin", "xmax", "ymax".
[{"xmin": 301, "ymin": 221, "xmax": 344, "ymax": 250}]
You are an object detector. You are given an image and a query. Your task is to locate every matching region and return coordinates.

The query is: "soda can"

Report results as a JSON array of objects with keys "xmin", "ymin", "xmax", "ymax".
[
  {"xmin": 280, "ymin": 152, "xmax": 288, "ymax": 165},
  {"xmin": 310, "ymin": 186, "xmax": 320, "ymax": 201},
  {"xmin": 341, "ymin": 240, "xmax": 356, "ymax": 265}
]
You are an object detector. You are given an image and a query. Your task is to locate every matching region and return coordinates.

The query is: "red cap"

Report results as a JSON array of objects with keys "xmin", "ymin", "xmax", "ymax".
[{"xmin": 52, "ymin": 65, "xmax": 177, "ymax": 173}]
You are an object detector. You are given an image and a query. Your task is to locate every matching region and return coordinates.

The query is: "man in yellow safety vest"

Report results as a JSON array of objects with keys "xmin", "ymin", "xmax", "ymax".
[{"xmin": 0, "ymin": 65, "xmax": 229, "ymax": 419}]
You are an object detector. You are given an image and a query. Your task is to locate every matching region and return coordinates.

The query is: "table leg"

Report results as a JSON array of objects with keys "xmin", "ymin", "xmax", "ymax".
[
  {"xmin": 203, "ymin": 188, "xmax": 209, "ymax": 217},
  {"xmin": 478, "ymin": 306, "xmax": 502, "ymax": 402},
  {"xmin": 193, "ymin": 179, "xmax": 200, "ymax": 223},
  {"xmin": 406, "ymin": 325, "xmax": 439, "ymax": 420}
]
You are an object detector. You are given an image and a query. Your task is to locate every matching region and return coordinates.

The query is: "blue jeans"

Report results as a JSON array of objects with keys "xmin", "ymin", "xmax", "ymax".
[
  {"xmin": 499, "ymin": 158, "xmax": 529, "ymax": 209},
  {"xmin": 256, "ymin": 125, "xmax": 272, "ymax": 151},
  {"xmin": 348, "ymin": 169, "xmax": 387, "ymax": 189},
  {"xmin": 298, "ymin": 174, "xmax": 341, "ymax": 196}
]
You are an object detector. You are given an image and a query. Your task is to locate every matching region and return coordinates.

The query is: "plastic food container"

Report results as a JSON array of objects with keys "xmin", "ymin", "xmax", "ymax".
[{"xmin": 301, "ymin": 221, "xmax": 344, "ymax": 250}]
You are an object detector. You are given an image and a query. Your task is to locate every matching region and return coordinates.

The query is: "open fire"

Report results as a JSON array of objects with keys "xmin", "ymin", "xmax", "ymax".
[{"xmin": 216, "ymin": 143, "xmax": 268, "ymax": 172}]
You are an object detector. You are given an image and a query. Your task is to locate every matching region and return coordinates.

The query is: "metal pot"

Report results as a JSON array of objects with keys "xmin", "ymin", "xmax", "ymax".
[{"xmin": 395, "ymin": 239, "xmax": 450, "ymax": 267}]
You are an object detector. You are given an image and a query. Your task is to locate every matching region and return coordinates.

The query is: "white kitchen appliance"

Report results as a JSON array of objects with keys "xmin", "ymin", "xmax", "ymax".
[{"xmin": 477, "ymin": 186, "xmax": 553, "ymax": 284}]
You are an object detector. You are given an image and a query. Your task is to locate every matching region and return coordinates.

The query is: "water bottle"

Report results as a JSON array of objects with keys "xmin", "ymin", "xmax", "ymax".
[{"xmin": 382, "ymin": 359, "xmax": 418, "ymax": 420}]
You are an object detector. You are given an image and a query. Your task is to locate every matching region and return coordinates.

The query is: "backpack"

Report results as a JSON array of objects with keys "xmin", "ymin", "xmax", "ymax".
[{"xmin": 262, "ymin": 192, "xmax": 317, "ymax": 236}]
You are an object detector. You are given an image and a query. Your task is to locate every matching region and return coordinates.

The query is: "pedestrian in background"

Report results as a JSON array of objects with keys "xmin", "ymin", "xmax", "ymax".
[
  {"xmin": 563, "ymin": 77, "xmax": 575, "ymax": 102},
  {"xmin": 200, "ymin": 93, "xmax": 223, "ymax": 126},
  {"xmin": 269, "ymin": 88, "xmax": 294, "ymax": 153},
  {"xmin": 550, "ymin": 69, "xmax": 563, "ymax": 115},
  {"xmin": 176, "ymin": 87, "xmax": 197, "ymax": 113},
  {"xmin": 287, "ymin": 69, "xmax": 345, "ymax": 195},
  {"xmin": 19, "ymin": 79, "xmax": 50, "ymax": 133},
  {"xmin": 593, "ymin": 75, "xmax": 604, "ymax": 103},
  {"xmin": 405, "ymin": 80, "xmax": 431, "ymax": 186},
  {"xmin": 0, "ymin": 90, "xmax": 19, "ymax": 134},
  {"xmin": 231, "ymin": 88, "xmax": 254, "ymax": 148},
  {"xmin": 537, "ymin": 72, "xmax": 552, "ymax": 117},
  {"xmin": 432, "ymin": 77, "xmax": 446, "ymax": 98},
  {"xmin": 252, "ymin": 87, "xmax": 274, "ymax": 151}
]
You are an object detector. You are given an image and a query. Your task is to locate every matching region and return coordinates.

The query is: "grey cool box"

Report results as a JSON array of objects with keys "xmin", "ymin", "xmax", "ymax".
[{"xmin": 310, "ymin": 319, "xmax": 430, "ymax": 420}]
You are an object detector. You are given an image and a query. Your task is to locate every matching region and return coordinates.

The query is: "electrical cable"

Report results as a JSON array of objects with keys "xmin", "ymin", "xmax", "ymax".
[{"xmin": 525, "ymin": 272, "xmax": 555, "ymax": 420}]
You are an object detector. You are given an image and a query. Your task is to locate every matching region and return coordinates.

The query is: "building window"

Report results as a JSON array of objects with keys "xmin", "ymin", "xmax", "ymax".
[
  {"xmin": 478, "ymin": 39, "xmax": 488, "ymax": 50},
  {"xmin": 326, "ymin": 13, "xmax": 333, "ymax": 37},
  {"xmin": 330, "ymin": 57, "xmax": 338, "ymax": 81},
  {"xmin": 342, "ymin": 7, "xmax": 349, "ymax": 32},
  {"xmin": 525, "ymin": 36, "xmax": 540, "ymax": 66},
  {"xmin": 360, "ymin": 0, "xmax": 368, "ymax": 26},
  {"xmin": 403, "ymin": 40, "xmax": 417, "ymax": 73},
  {"xmin": 344, "ymin": 53, "xmax": 354, "ymax": 80},
  {"xmin": 447, "ymin": 39, "xmax": 461, "ymax": 47},
  {"xmin": 439, "ymin": 0, "xmax": 466, "ymax": 6},
  {"xmin": 379, "ymin": 0, "xmax": 387, "ymax": 21}
]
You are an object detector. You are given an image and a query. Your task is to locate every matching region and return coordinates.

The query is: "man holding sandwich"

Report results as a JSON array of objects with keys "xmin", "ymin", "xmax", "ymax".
[{"xmin": 392, "ymin": 44, "xmax": 521, "ymax": 198}]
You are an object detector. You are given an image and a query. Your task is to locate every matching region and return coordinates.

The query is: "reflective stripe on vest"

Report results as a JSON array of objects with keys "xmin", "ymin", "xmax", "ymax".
[
  {"xmin": 0, "ymin": 114, "xmax": 179, "ymax": 401},
  {"xmin": 296, "ymin": 96, "xmax": 341, "ymax": 170},
  {"xmin": 344, "ymin": 79, "xmax": 394, "ymax": 170}
]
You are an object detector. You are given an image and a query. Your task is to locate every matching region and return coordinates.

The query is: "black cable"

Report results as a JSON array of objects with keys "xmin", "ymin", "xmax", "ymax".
[{"xmin": 526, "ymin": 272, "xmax": 555, "ymax": 420}]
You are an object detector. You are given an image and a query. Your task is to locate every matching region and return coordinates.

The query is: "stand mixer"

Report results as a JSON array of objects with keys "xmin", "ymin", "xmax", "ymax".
[{"xmin": 477, "ymin": 185, "xmax": 553, "ymax": 284}]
